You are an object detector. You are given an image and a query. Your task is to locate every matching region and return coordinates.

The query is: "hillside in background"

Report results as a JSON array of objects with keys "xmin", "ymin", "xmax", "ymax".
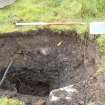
[{"xmin": 0, "ymin": 0, "xmax": 105, "ymax": 33}]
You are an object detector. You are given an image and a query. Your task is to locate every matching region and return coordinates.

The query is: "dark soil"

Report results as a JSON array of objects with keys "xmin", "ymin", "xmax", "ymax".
[{"xmin": 0, "ymin": 29, "xmax": 103, "ymax": 105}]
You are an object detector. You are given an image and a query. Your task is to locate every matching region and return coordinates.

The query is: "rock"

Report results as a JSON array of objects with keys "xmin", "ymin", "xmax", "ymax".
[
  {"xmin": 38, "ymin": 47, "xmax": 51, "ymax": 56},
  {"xmin": 48, "ymin": 85, "xmax": 78, "ymax": 105},
  {"xmin": 0, "ymin": 0, "xmax": 16, "ymax": 8}
]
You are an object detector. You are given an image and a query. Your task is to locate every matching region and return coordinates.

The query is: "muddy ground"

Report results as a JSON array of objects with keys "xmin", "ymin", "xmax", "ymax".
[{"xmin": 0, "ymin": 29, "xmax": 104, "ymax": 105}]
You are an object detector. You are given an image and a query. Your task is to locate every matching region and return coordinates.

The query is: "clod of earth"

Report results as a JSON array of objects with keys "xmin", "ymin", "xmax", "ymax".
[{"xmin": 0, "ymin": 29, "xmax": 104, "ymax": 105}]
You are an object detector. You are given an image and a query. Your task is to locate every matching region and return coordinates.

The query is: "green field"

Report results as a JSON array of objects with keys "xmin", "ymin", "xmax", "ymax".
[{"xmin": 0, "ymin": 0, "xmax": 105, "ymax": 33}]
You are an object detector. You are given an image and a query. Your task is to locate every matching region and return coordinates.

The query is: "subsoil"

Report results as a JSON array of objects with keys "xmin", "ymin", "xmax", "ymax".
[{"xmin": 0, "ymin": 29, "xmax": 104, "ymax": 105}]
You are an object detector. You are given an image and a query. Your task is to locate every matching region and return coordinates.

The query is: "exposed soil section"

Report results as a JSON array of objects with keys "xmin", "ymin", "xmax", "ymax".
[{"xmin": 0, "ymin": 29, "xmax": 102, "ymax": 105}]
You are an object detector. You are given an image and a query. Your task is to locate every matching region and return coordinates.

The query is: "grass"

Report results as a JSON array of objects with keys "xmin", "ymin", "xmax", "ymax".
[
  {"xmin": 0, "ymin": 0, "xmax": 105, "ymax": 33},
  {"xmin": 0, "ymin": 97, "xmax": 25, "ymax": 105}
]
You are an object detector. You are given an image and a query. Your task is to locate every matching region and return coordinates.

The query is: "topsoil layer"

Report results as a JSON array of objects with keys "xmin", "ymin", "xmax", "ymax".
[{"xmin": 0, "ymin": 29, "xmax": 104, "ymax": 105}]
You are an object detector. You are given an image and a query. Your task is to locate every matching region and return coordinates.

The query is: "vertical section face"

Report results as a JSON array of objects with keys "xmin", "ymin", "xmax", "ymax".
[{"xmin": 0, "ymin": 30, "xmax": 99, "ymax": 105}]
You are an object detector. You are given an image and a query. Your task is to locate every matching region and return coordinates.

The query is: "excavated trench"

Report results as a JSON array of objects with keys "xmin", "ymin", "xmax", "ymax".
[{"xmin": 0, "ymin": 29, "xmax": 102, "ymax": 105}]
